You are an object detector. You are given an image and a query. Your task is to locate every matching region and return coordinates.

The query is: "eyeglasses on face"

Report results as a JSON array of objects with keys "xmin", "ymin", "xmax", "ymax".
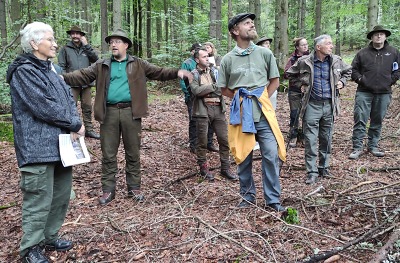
[{"xmin": 109, "ymin": 40, "xmax": 124, "ymax": 45}]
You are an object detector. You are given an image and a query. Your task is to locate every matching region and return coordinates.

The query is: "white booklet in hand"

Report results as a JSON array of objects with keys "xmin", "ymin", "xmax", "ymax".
[{"xmin": 59, "ymin": 134, "xmax": 91, "ymax": 167}]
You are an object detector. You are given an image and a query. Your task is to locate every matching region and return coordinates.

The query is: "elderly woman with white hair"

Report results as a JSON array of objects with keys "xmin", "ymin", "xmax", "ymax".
[{"xmin": 6, "ymin": 22, "xmax": 85, "ymax": 262}]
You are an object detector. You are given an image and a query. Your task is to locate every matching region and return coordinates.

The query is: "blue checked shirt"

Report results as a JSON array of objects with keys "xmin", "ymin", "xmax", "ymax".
[{"xmin": 311, "ymin": 56, "xmax": 331, "ymax": 100}]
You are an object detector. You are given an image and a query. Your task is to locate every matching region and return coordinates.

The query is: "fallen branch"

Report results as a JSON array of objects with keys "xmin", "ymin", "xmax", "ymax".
[{"xmin": 369, "ymin": 227, "xmax": 400, "ymax": 263}]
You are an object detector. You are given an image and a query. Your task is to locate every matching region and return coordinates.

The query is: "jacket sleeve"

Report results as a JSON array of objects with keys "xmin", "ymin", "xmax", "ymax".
[
  {"xmin": 391, "ymin": 49, "xmax": 400, "ymax": 84},
  {"xmin": 285, "ymin": 59, "xmax": 300, "ymax": 81},
  {"xmin": 142, "ymin": 60, "xmax": 179, "ymax": 81},
  {"xmin": 283, "ymin": 57, "xmax": 294, "ymax": 79},
  {"xmin": 11, "ymin": 68, "xmax": 82, "ymax": 132},
  {"xmin": 179, "ymin": 61, "xmax": 191, "ymax": 100},
  {"xmin": 57, "ymin": 47, "xmax": 68, "ymax": 73},
  {"xmin": 62, "ymin": 61, "xmax": 98, "ymax": 87},
  {"xmin": 82, "ymin": 44, "xmax": 99, "ymax": 63},
  {"xmin": 339, "ymin": 60, "xmax": 352, "ymax": 86},
  {"xmin": 351, "ymin": 53, "xmax": 362, "ymax": 83},
  {"xmin": 190, "ymin": 74, "xmax": 215, "ymax": 97}
]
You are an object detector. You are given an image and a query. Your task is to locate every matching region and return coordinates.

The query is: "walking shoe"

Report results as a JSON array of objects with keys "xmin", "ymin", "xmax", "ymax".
[
  {"xmin": 127, "ymin": 189, "xmax": 145, "ymax": 202},
  {"xmin": 189, "ymin": 145, "xmax": 196, "ymax": 154},
  {"xmin": 99, "ymin": 191, "xmax": 115, "ymax": 205},
  {"xmin": 238, "ymin": 198, "xmax": 255, "ymax": 208},
  {"xmin": 318, "ymin": 168, "xmax": 332, "ymax": 178},
  {"xmin": 288, "ymin": 137, "xmax": 297, "ymax": 148},
  {"xmin": 45, "ymin": 238, "xmax": 73, "ymax": 251},
  {"xmin": 220, "ymin": 170, "xmax": 238, "ymax": 180},
  {"xmin": 368, "ymin": 148, "xmax": 385, "ymax": 157},
  {"xmin": 22, "ymin": 245, "xmax": 49, "ymax": 263},
  {"xmin": 267, "ymin": 203, "xmax": 287, "ymax": 212},
  {"xmin": 207, "ymin": 144, "xmax": 219, "ymax": 152},
  {"xmin": 200, "ymin": 163, "xmax": 214, "ymax": 181},
  {"xmin": 305, "ymin": 174, "xmax": 319, "ymax": 184},
  {"xmin": 349, "ymin": 149, "xmax": 363, "ymax": 159},
  {"xmin": 85, "ymin": 131, "xmax": 100, "ymax": 139}
]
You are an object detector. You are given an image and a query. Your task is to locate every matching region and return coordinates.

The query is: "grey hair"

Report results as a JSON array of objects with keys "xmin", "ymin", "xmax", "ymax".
[
  {"xmin": 20, "ymin": 22, "xmax": 54, "ymax": 53},
  {"xmin": 314, "ymin": 34, "xmax": 331, "ymax": 48}
]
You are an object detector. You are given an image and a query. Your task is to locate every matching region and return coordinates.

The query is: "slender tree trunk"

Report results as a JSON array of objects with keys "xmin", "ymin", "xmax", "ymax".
[
  {"xmin": 216, "ymin": 0, "xmax": 221, "ymax": 45},
  {"xmin": 100, "ymin": 0, "xmax": 108, "ymax": 54},
  {"xmin": 164, "ymin": 0, "xmax": 169, "ymax": 54},
  {"xmin": 133, "ymin": 0, "xmax": 139, "ymax": 55},
  {"xmin": 335, "ymin": 17, "xmax": 341, "ymax": 56},
  {"xmin": 298, "ymin": 0, "xmax": 306, "ymax": 36},
  {"xmin": 0, "ymin": 0, "xmax": 7, "ymax": 47},
  {"xmin": 138, "ymin": 0, "xmax": 143, "ymax": 57},
  {"xmin": 10, "ymin": 0, "xmax": 21, "ymax": 34},
  {"xmin": 367, "ymin": 0, "xmax": 378, "ymax": 30},
  {"xmin": 227, "ymin": 0, "xmax": 232, "ymax": 52},
  {"xmin": 209, "ymin": 0, "xmax": 217, "ymax": 40},
  {"xmin": 113, "ymin": 0, "xmax": 122, "ymax": 30},
  {"xmin": 254, "ymin": 0, "xmax": 261, "ymax": 35},
  {"xmin": 146, "ymin": 0, "xmax": 152, "ymax": 59},
  {"xmin": 156, "ymin": 15, "xmax": 162, "ymax": 51},
  {"xmin": 188, "ymin": 0, "xmax": 194, "ymax": 25},
  {"xmin": 314, "ymin": 0, "xmax": 322, "ymax": 37},
  {"xmin": 273, "ymin": 0, "xmax": 281, "ymax": 59}
]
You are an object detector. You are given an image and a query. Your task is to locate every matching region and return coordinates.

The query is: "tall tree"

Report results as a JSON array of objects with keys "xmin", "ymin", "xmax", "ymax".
[
  {"xmin": 10, "ymin": 0, "xmax": 22, "ymax": 34},
  {"xmin": 227, "ymin": 0, "xmax": 232, "ymax": 52},
  {"xmin": 254, "ymin": 0, "xmax": 261, "ymax": 35},
  {"xmin": 274, "ymin": 0, "xmax": 289, "ymax": 68},
  {"xmin": 298, "ymin": 0, "xmax": 306, "ymax": 36},
  {"xmin": 100, "ymin": 0, "xmax": 108, "ymax": 54},
  {"xmin": 215, "ymin": 0, "xmax": 222, "ymax": 45},
  {"xmin": 367, "ymin": 0, "xmax": 378, "ymax": 30},
  {"xmin": 163, "ymin": 0, "xmax": 169, "ymax": 53},
  {"xmin": 314, "ymin": 0, "xmax": 322, "ymax": 37},
  {"xmin": 210, "ymin": 0, "xmax": 217, "ymax": 40},
  {"xmin": 0, "ymin": 0, "xmax": 6, "ymax": 47},
  {"xmin": 146, "ymin": 0, "xmax": 152, "ymax": 59},
  {"xmin": 188, "ymin": 0, "xmax": 194, "ymax": 25},
  {"xmin": 113, "ymin": 0, "xmax": 122, "ymax": 30}
]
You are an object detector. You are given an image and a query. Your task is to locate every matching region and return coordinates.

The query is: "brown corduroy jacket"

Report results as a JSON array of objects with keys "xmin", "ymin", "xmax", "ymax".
[{"xmin": 63, "ymin": 55, "xmax": 179, "ymax": 123}]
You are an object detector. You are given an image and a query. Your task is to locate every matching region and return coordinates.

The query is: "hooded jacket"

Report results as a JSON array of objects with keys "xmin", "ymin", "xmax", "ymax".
[
  {"xmin": 62, "ymin": 55, "xmax": 179, "ymax": 123},
  {"xmin": 351, "ymin": 41, "xmax": 400, "ymax": 94},
  {"xmin": 7, "ymin": 53, "xmax": 82, "ymax": 167}
]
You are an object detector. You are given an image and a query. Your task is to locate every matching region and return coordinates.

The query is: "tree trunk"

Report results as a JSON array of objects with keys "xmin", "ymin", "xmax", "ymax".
[
  {"xmin": 298, "ymin": 0, "xmax": 306, "ymax": 36},
  {"xmin": 216, "ymin": 0, "xmax": 222, "ymax": 45},
  {"xmin": 273, "ymin": 0, "xmax": 282, "ymax": 57},
  {"xmin": 367, "ymin": 0, "xmax": 378, "ymax": 30},
  {"xmin": 254, "ymin": 0, "xmax": 261, "ymax": 36},
  {"xmin": 314, "ymin": 0, "xmax": 322, "ymax": 37},
  {"xmin": 133, "ymin": 0, "xmax": 139, "ymax": 55},
  {"xmin": 227, "ymin": 0, "xmax": 232, "ymax": 52},
  {"xmin": 188, "ymin": 0, "xmax": 194, "ymax": 25},
  {"xmin": 10, "ymin": 0, "xmax": 21, "ymax": 35},
  {"xmin": 100, "ymin": 0, "xmax": 108, "ymax": 54},
  {"xmin": 164, "ymin": 0, "xmax": 169, "ymax": 54},
  {"xmin": 138, "ymin": 0, "xmax": 143, "ymax": 57},
  {"xmin": 279, "ymin": 0, "xmax": 288, "ymax": 69},
  {"xmin": 0, "ymin": 0, "xmax": 6, "ymax": 47},
  {"xmin": 335, "ymin": 17, "xmax": 341, "ymax": 56},
  {"xmin": 156, "ymin": 15, "xmax": 162, "ymax": 51},
  {"xmin": 113, "ymin": 0, "xmax": 122, "ymax": 31},
  {"xmin": 146, "ymin": 0, "xmax": 152, "ymax": 59},
  {"xmin": 209, "ymin": 0, "xmax": 217, "ymax": 40}
]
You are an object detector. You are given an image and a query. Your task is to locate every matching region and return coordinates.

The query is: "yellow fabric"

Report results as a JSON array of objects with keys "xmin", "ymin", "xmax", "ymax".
[{"xmin": 228, "ymin": 88, "xmax": 287, "ymax": 164}]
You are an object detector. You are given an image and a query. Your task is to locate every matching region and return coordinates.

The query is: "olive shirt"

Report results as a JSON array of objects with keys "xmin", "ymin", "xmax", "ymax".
[{"xmin": 217, "ymin": 45, "xmax": 280, "ymax": 122}]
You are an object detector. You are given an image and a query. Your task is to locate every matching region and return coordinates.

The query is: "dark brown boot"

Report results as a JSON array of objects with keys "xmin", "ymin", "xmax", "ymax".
[{"xmin": 200, "ymin": 163, "xmax": 214, "ymax": 181}]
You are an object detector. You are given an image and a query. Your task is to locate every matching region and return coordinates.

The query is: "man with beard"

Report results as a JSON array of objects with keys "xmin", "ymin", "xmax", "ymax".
[
  {"xmin": 217, "ymin": 13, "xmax": 286, "ymax": 211},
  {"xmin": 62, "ymin": 29, "xmax": 193, "ymax": 205},
  {"xmin": 58, "ymin": 25, "xmax": 100, "ymax": 139}
]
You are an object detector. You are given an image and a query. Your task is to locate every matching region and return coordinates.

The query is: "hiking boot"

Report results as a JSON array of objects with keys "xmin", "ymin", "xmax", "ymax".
[
  {"xmin": 99, "ymin": 191, "xmax": 115, "ymax": 205},
  {"xmin": 288, "ymin": 137, "xmax": 297, "ymax": 148},
  {"xmin": 220, "ymin": 170, "xmax": 238, "ymax": 180},
  {"xmin": 349, "ymin": 149, "xmax": 363, "ymax": 160},
  {"xmin": 207, "ymin": 144, "xmax": 219, "ymax": 152},
  {"xmin": 305, "ymin": 174, "xmax": 319, "ymax": 184},
  {"xmin": 368, "ymin": 148, "xmax": 385, "ymax": 157},
  {"xmin": 85, "ymin": 130, "xmax": 100, "ymax": 139},
  {"xmin": 267, "ymin": 203, "xmax": 287, "ymax": 212},
  {"xmin": 22, "ymin": 245, "xmax": 49, "ymax": 263},
  {"xmin": 200, "ymin": 163, "xmax": 214, "ymax": 181},
  {"xmin": 238, "ymin": 198, "xmax": 255, "ymax": 208},
  {"xmin": 127, "ymin": 189, "xmax": 145, "ymax": 202},
  {"xmin": 44, "ymin": 238, "xmax": 73, "ymax": 251}
]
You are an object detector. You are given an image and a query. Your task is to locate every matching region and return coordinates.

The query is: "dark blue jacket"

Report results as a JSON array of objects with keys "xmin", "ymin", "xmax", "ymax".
[{"xmin": 7, "ymin": 53, "xmax": 82, "ymax": 167}]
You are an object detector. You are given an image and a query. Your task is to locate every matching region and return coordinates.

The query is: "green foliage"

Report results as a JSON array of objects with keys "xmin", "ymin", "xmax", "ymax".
[
  {"xmin": 0, "ymin": 56, "xmax": 14, "ymax": 112},
  {"xmin": 282, "ymin": 207, "xmax": 300, "ymax": 224},
  {"xmin": 0, "ymin": 122, "xmax": 13, "ymax": 142}
]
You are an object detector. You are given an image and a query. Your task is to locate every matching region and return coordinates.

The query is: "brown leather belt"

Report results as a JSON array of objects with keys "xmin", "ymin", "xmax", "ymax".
[
  {"xmin": 205, "ymin": 102, "xmax": 221, "ymax": 106},
  {"xmin": 106, "ymin": 102, "xmax": 131, "ymax": 108}
]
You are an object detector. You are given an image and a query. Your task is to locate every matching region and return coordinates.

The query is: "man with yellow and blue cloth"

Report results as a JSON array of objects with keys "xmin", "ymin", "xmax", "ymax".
[{"xmin": 217, "ymin": 13, "xmax": 286, "ymax": 212}]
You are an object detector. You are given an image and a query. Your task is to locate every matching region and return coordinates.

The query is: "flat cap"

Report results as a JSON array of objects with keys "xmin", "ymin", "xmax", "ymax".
[{"xmin": 228, "ymin": 13, "xmax": 256, "ymax": 31}]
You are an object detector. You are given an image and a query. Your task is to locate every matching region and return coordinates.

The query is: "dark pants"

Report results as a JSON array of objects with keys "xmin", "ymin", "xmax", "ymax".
[
  {"xmin": 71, "ymin": 86, "xmax": 95, "ymax": 132},
  {"xmin": 351, "ymin": 91, "xmax": 391, "ymax": 150},
  {"xmin": 186, "ymin": 97, "xmax": 214, "ymax": 149},
  {"xmin": 19, "ymin": 162, "xmax": 72, "ymax": 257},
  {"xmin": 303, "ymin": 100, "xmax": 334, "ymax": 177},
  {"xmin": 195, "ymin": 105, "xmax": 230, "ymax": 170},
  {"xmin": 100, "ymin": 106, "xmax": 142, "ymax": 192},
  {"xmin": 288, "ymin": 90, "xmax": 302, "ymax": 139}
]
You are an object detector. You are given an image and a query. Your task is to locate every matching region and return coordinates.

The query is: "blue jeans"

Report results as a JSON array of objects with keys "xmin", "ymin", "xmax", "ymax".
[
  {"xmin": 237, "ymin": 115, "xmax": 281, "ymax": 205},
  {"xmin": 351, "ymin": 92, "xmax": 391, "ymax": 150}
]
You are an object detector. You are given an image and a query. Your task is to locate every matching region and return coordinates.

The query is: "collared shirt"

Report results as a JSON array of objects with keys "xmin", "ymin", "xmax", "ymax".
[
  {"xmin": 107, "ymin": 55, "xmax": 131, "ymax": 104},
  {"xmin": 311, "ymin": 55, "xmax": 331, "ymax": 100}
]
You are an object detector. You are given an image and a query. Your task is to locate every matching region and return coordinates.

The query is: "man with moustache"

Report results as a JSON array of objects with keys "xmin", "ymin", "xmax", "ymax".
[
  {"xmin": 58, "ymin": 25, "xmax": 100, "ymax": 139},
  {"xmin": 62, "ymin": 29, "xmax": 193, "ymax": 205},
  {"xmin": 286, "ymin": 35, "xmax": 351, "ymax": 184},
  {"xmin": 217, "ymin": 13, "xmax": 286, "ymax": 211}
]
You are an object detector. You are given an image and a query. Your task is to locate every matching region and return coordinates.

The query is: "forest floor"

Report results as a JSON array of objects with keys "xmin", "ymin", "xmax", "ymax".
[{"xmin": 1, "ymin": 81, "xmax": 400, "ymax": 263}]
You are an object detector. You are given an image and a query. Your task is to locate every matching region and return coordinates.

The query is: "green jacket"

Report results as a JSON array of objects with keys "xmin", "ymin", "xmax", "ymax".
[
  {"xmin": 179, "ymin": 56, "xmax": 197, "ymax": 102},
  {"xmin": 286, "ymin": 52, "xmax": 352, "ymax": 118},
  {"xmin": 63, "ymin": 55, "xmax": 179, "ymax": 123}
]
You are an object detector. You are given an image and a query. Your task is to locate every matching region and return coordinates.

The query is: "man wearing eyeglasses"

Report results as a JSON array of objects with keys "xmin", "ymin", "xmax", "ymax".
[
  {"xmin": 58, "ymin": 25, "xmax": 100, "ymax": 139},
  {"xmin": 62, "ymin": 29, "xmax": 193, "ymax": 205}
]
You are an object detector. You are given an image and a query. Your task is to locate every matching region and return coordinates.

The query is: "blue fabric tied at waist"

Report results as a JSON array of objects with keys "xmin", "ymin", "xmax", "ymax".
[{"xmin": 230, "ymin": 86, "xmax": 264, "ymax": 134}]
